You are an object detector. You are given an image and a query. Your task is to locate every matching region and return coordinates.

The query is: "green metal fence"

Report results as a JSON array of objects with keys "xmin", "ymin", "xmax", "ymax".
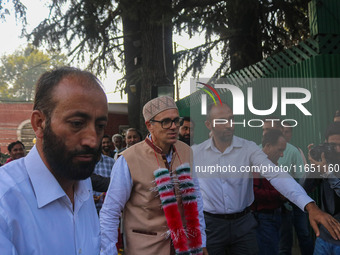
[{"xmin": 177, "ymin": 0, "xmax": 340, "ymax": 152}]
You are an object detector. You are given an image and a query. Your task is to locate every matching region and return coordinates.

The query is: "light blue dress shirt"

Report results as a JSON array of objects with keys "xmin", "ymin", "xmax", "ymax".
[
  {"xmin": 193, "ymin": 136, "xmax": 313, "ymax": 214},
  {"xmin": 0, "ymin": 145, "xmax": 100, "ymax": 255},
  {"xmin": 100, "ymin": 153, "xmax": 206, "ymax": 255}
]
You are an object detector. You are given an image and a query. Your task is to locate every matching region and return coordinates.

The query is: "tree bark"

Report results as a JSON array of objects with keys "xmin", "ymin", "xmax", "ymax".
[
  {"xmin": 122, "ymin": 0, "xmax": 174, "ymax": 135},
  {"xmin": 227, "ymin": 0, "xmax": 262, "ymax": 72}
]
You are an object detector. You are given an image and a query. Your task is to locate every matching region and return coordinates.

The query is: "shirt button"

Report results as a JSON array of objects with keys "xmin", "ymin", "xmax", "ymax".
[{"xmin": 78, "ymin": 248, "xmax": 82, "ymax": 254}]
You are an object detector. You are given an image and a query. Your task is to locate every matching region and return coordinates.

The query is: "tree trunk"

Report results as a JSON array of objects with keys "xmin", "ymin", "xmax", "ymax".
[
  {"xmin": 227, "ymin": 0, "xmax": 262, "ymax": 72},
  {"xmin": 122, "ymin": 0, "xmax": 174, "ymax": 136},
  {"xmin": 122, "ymin": 5, "xmax": 142, "ymax": 131}
]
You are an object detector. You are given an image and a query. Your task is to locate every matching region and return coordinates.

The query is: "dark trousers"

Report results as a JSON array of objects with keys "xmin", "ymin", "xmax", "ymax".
[
  {"xmin": 254, "ymin": 210, "xmax": 282, "ymax": 255},
  {"xmin": 205, "ymin": 212, "xmax": 259, "ymax": 255}
]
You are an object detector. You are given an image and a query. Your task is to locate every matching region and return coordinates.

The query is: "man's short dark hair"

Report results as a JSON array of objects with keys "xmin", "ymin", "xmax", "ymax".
[
  {"xmin": 181, "ymin": 116, "xmax": 195, "ymax": 127},
  {"xmin": 102, "ymin": 134, "xmax": 111, "ymax": 140},
  {"xmin": 262, "ymin": 129, "xmax": 284, "ymax": 147},
  {"xmin": 325, "ymin": 122, "xmax": 340, "ymax": 141},
  {"xmin": 8, "ymin": 141, "xmax": 25, "ymax": 153},
  {"xmin": 33, "ymin": 67, "xmax": 102, "ymax": 118}
]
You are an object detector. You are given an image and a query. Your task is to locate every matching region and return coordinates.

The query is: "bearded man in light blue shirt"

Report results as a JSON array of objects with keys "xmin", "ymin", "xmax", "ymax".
[
  {"xmin": 0, "ymin": 67, "xmax": 108, "ymax": 255},
  {"xmin": 193, "ymin": 103, "xmax": 340, "ymax": 255}
]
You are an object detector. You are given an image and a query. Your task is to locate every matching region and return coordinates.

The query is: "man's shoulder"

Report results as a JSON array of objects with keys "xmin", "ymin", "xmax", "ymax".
[
  {"xmin": 122, "ymin": 140, "xmax": 146, "ymax": 154},
  {"xmin": 0, "ymin": 158, "xmax": 28, "ymax": 200},
  {"xmin": 286, "ymin": 142, "xmax": 299, "ymax": 151},
  {"xmin": 230, "ymin": 136, "xmax": 260, "ymax": 152},
  {"xmin": 102, "ymin": 154, "xmax": 115, "ymax": 164},
  {"xmin": 174, "ymin": 140, "xmax": 191, "ymax": 150},
  {"xmin": 285, "ymin": 142, "xmax": 302, "ymax": 156},
  {"xmin": 191, "ymin": 139, "xmax": 210, "ymax": 153}
]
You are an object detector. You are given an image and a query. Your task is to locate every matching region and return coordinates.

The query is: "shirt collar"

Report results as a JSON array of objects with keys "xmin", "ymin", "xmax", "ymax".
[
  {"xmin": 25, "ymin": 146, "xmax": 90, "ymax": 208},
  {"xmin": 204, "ymin": 135, "xmax": 243, "ymax": 153},
  {"xmin": 145, "ymin": 134, "xmax": 174, "ymax": 157},
  {"xmin": 98, "ymin": 154, "xmax": 104, "ymax": 162}
]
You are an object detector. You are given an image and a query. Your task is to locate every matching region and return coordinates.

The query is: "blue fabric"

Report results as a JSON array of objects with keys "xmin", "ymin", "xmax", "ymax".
[
  {"xmin": 314, "ymin": 237, "xmax": 340, "ymax": 255},
  {"xmin": 93, "ymin": 154, "xmax": 115, "ymax": 211},
  {"xmin": 254, "ymin": 211, "xmax": 281, "ymax": 255},
  {"xmin": 0, "ymin": 145, "xmax": 100, "ymax": 255}
]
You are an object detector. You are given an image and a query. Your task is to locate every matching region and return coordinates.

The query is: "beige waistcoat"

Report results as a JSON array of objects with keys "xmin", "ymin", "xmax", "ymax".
[{"xmin": 122, "ymin": 139, "xmax": 192, "ymax": 255}]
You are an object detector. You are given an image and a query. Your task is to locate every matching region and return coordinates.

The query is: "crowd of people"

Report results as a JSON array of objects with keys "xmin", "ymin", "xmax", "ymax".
[{"xmin": 0, "ymin": 67, "xmax": 339, "ymax": 255}]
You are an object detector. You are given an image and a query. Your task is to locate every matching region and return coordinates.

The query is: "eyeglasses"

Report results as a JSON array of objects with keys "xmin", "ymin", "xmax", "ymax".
[{"xmin": 150, "ymin": 117, "xmax": 183, "ymax": 129}]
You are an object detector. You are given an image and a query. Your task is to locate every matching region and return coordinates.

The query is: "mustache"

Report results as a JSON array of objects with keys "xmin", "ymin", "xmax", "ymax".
[{"xmin": 71, "ymin": 147, "xmax": 100, "ymax": 156}]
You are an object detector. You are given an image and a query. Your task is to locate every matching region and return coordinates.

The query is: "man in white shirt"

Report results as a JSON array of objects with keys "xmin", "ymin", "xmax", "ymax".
[
  {"xmin": 0, "ymin": 67, "xmax": 108, "ymax": 255},
  {"xmin": 193, "ymin": 103, "xmax": 340, "ymax": 255}
]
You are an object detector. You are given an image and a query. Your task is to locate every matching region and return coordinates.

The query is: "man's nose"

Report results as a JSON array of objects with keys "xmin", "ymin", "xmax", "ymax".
[
  {"xmin": 82, "ymin": 125, "xmax": 98, "ymax": 148},
  {"xmin": 169, "ymin": 121, "xmax": 177, "ymax": 129}
]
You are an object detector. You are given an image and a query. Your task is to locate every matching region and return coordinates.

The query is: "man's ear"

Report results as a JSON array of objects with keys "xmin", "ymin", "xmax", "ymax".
[
  {"xmin": 31, "ymin": 110, "xmax": 46, "ymax": 139},
  {"xmin": 263, "ymin": 143, "xmax": 271, "ymax": 152},
  {"xmin": 145, "ymin": 121, "xmax": 152, "ymax": 132},
  {"xmin": 205, "ymin": 120, "xmax": 212, "ymax": 131}
]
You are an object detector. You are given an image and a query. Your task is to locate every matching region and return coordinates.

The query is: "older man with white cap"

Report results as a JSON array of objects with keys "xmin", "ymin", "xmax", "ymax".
[{"xmin": 100, "ymin": 96, "xmax": 207, "ymax": 255}]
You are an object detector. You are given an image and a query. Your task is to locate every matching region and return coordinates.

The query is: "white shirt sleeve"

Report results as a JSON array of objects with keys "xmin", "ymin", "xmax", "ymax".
[
  {"xmin": 252, "ymin": 148, "xmax": 314, "ymax": 211},
  {"xmin": 100, "ymin": 156, "xmax": 132, "ymax": 255},
  {"xmin": 192, "ymin": 173, "xmax": 207, "ymax": 247}
]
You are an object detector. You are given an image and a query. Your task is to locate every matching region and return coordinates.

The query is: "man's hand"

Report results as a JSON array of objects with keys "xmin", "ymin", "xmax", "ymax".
[
  {"xmin": 202, "ymin": 247, "xmax": 209, "ymax": 255},
  {"xmin": 305, "ymin": 202, "xmax": 340, "ymax": 240}
]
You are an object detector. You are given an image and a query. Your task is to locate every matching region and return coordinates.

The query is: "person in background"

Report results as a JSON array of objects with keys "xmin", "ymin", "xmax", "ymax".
[
  {"xmin": 179, "ymin": 116, "xmax": 195, "ymax": 146},
  {"xmin": 263, "ymin": 119, "xmax": 313, "ymax": 255},
  {"xmin": 114, "ymin": 128, "xmax": 142, "ymax": 158},
  {"xmin": 194, "ymin": 103, "xmax": 340, "ymax": 255},
  {"xmin": 5, "ymin": 140, "xmax": 26, "ymax": 164},
  {"xmin": 252, "ymin": 129, "xmax": 287, "ymax": 255},
  {"xmin": 0, "ymin": 147, "xmax": 10, "ymax": 166},
  {"xmin": 125, "ymin": 128, "xmax": 142, "ymax": 148},
  {"xmin": 93, "ymin": 154, "xmax": 115, "ymax": 214},
  {"xmin": 302, "ymin": 122, "xmax": 340, "ymax": 254},
  {"xmin": 283, "ymin": 125, "xmax": 307, "ymax": 165},
  {"xmin": 0, "ymin": 67, "xmax": 108, "ymax": 254},
  {"xmin": 112, "ymin": 134, "xmax": 124, "ymax": 160},
  {"xmin": 101, "ymin": 134, "xmax": 114, "ymax": 157},
  {"xmin": 100, "ymin": 96, "xmax": 207, "ymax": 255}
]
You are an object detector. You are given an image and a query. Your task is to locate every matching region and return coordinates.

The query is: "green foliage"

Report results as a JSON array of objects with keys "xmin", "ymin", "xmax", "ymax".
[
  {"xmin": 0, "ymin": 45, "xmax": 67, "ymax": 102},
  {"xmin": 0, "ymin": 0, "xmax": 26, "ymax": 23},
  {"xmin": 4, "ymin": 0, "xmax": 310, "ymax": 87},
  {"xmin": 174, "ymin": 0, "xmax": 310, "ymax": 77}
]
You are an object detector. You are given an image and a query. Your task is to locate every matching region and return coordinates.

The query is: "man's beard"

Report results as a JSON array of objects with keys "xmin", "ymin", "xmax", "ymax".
[
  {"xmin": 178, "ymin": 134, "xmax": 191, "ymax": 146},
  {"xmin": 102, "ymin": 146, "xmax": 110, "ymax": 153},
  {"xmin": 43, "ymin": 121, "xmax": 101, "ymax": 180}
]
